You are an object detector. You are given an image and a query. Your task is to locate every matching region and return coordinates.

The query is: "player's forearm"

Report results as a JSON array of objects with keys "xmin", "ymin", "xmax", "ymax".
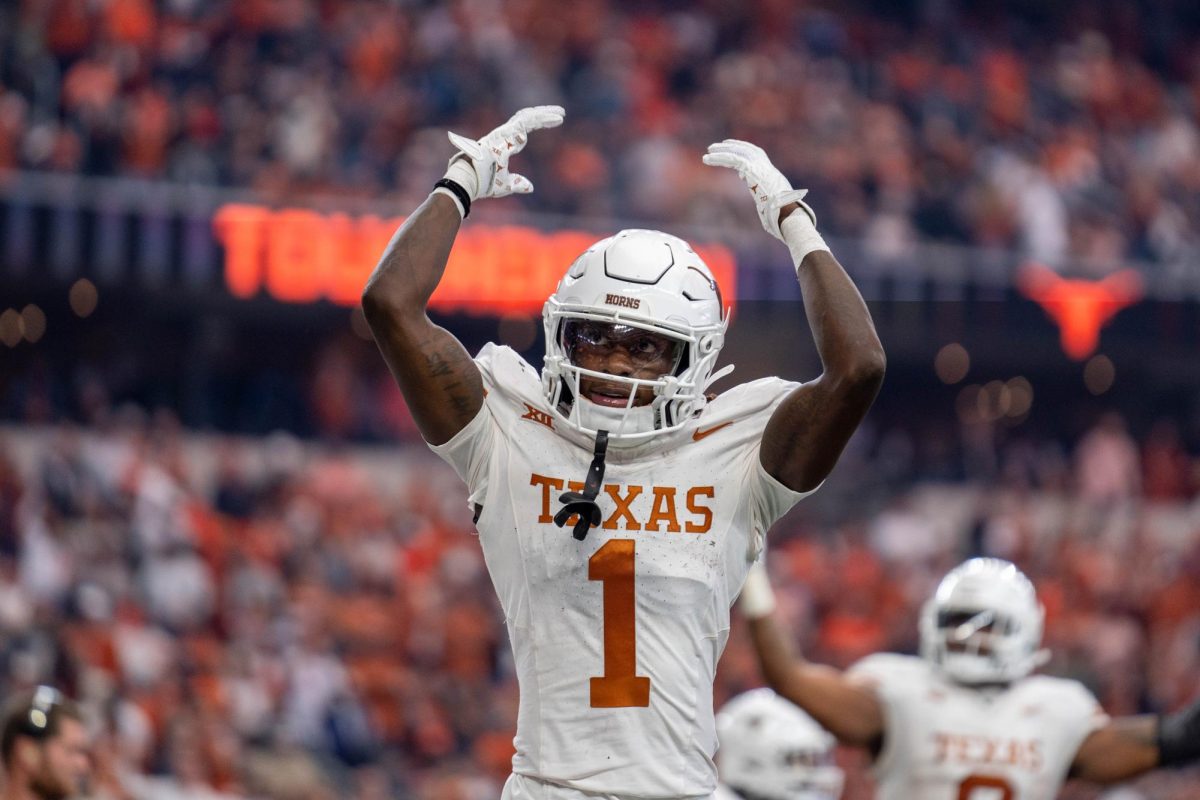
[
  {"xmin": 1072, "ymin": 716, "xmax": 1161, "ymax": 783},
  {"xmin": 361, "ymin": 192, "xmax": 461, "ymax": 323},
  {"xmin": 361, "ymin": 193, "xmax": 485, "ymax": 444},
  {"xmin": 741, "ymin": 563, "xmax": 798, "ymax": 691},
  {"xmin": 703, "ymin": 146, "xmax": 885, "ymax": 393},
  {"xmin": 741, "ymin": 564, "xmax": 827, "ymax": 717},
  {"xmin": 748, "ymin": 613, "xmax": 805, "ymax": 694},
  {"xmin": 748, "ymin": 616, "xmax": 883, "ymax": 746},
  {"xmin": 793, "ymin": 245, "xmax": 886, "ymax": 393}
]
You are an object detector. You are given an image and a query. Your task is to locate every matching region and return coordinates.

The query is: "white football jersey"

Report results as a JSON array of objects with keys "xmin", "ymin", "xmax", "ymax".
[
  {"xmin": 432, "ymin": 344, "xmax": 812, "ymax": 799},
  {"xmin": 848, "ymin": 654, "xmax": 1109, "ymax": 800}
]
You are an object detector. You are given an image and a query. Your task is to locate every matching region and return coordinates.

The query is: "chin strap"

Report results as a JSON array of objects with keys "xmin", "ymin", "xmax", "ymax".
[
  {"xmin": 554, "ymin": 430, "xmax": 609, "ymax": 540},
  {"xmin": 702, "ymin": 364, "xmax": 735, "ymax": 392}
]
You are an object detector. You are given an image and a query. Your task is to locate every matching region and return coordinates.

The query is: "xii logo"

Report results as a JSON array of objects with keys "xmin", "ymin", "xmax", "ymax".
[{"xmin": 521, "ymin": 403, "xmax": 555, "ymax": 430}]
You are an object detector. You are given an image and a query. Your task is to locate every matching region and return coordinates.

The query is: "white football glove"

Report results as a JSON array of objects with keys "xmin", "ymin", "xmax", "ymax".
[
  {"xmin": 442, "ymin": 105, "xmax": 565, "ymax": 205},
  {"xmin": 703, "ymin": 139, "xmax": 828, "ymax": 266}
]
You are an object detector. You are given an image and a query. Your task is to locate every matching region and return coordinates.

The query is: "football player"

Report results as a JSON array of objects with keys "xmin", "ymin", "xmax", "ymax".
[
  {"xmin": 361, "ymin": 106, "xmax": 885, "ymax": 799},
  {"xmin": 716, "ymin": 688, "xmax": 843, "ymax": 800},
  {"xmin": 738, "ymin": 557, "xmax": 1200, "ymax": 798}
]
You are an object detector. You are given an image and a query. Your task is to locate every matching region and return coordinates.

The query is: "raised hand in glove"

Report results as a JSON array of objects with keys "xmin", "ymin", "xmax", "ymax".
[
  {"xmin": 436, "ymin": 105, "xmax": 565, "ymax": 216},
  {"xmin": 703, "ymin": 139, "xmax": 828, "ymax": 268}
]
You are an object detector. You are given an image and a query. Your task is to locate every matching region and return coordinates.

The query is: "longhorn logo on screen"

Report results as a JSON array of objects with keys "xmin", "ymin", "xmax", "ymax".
[{"xmin": 1017, "ymin": 265, "xmax": 1142, "ymax": 360}]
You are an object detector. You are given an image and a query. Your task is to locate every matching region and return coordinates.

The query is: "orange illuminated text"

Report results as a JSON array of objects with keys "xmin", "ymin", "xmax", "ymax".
[{"xmin": 213, "ymin": 205, "xmax": 738, "ymax": 315}]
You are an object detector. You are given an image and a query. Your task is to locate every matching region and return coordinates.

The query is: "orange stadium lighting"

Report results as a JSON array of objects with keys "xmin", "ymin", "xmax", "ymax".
[{"xmin": 213, "ymin": 204, "xmax": 738, "ymax": 316}]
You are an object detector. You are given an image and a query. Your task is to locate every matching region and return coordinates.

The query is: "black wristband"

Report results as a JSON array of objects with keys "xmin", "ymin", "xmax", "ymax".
[
  {"xmin": 1157, "ymin": 696, "xmax": 1200, "ymax": 767},
  {"xmin": 434, "ymin": 178, "xmax": 471, "ymax": 218}
]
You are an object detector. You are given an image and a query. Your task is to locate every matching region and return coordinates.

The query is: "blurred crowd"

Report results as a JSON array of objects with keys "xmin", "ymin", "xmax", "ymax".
[
  {"xmin": 2, "ymin": 2, "xmax": 1200, "ymax": 798},
  {"xmin": 2, "ymin": 0, "xmax": 1199, "ymax": 276},
  {"xmin": 0, "ymin": 407, "xmax": 1198, "ymax": 799}
]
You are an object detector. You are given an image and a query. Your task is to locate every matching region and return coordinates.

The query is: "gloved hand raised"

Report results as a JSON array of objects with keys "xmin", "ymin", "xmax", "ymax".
[
  {"xmin": 437, "ymin": 106, "xmax": 565, "ymax": 215},
  {"xmin": 703, "ymin": 139, "xmax": 828, "ymax": 267}
]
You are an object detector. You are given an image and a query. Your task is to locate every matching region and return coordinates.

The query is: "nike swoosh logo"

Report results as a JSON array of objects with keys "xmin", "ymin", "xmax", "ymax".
[{"xmin": 692, "ymin": 421, "xmax": 733, "ymax": 441}]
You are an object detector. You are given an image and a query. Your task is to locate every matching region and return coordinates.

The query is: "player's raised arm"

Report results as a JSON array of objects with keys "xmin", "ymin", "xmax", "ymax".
[
  {"xmin": 704, "ymin": 140, "xmax": 885, "ymax": 493},
  {"xmin": 361, "ymin": 106, "xmax": 565, "ymax": 445},
  {"xmin": 738, "ymin": 561, "xmax": 886, "ymax": 748},
  {"xmin": 1070, "ymin": 696, "xmax": 1200, "ymax": 784}
]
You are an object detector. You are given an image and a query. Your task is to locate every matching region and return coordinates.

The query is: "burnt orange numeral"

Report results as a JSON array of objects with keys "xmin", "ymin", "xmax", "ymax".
[
  {"xmin": 958, "ymin": 774, "xmax": 1014, "ymax": 800},
  {"xmin": 587, "ymin": 539, "xmax": 651, "ymax": 707}
]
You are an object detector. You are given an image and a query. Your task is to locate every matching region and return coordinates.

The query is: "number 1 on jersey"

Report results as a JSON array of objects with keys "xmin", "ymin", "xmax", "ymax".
[{"xmin": 588, "ymin": 539, "xmax": 651, "ymax": 707}]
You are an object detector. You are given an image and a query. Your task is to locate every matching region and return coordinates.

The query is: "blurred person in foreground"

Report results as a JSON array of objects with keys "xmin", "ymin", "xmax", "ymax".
[
  {"xmin": 739, "ymin": 557, "xmax": 1200, "ymax": 797},
  {"xmin": 0, "ymin": 687, "xmax": 90, "ymax": 800},
  {"xmin": 361, "ymin": 106, "xmax": 885, "ymax": 799},
  {"xmin": 715, "ymin": 688, "xmax": 843, "ymax": 800}
]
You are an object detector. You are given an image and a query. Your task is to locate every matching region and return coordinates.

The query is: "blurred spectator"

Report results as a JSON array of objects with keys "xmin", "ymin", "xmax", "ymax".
[
  {"xmin": 1, "ymin": 1, "xmax": 1198, "ymax": 273},
  {"xmin": 0, "ymin": 686, "xmax": 91, "ymax": 800},
  {"xmin": 1075, "ymin": 412, "xmax": 1142, "ymax": 506},
  {"xmin": 1142, "ymin": 419, "xmax": 1195, "ymax": 501}
]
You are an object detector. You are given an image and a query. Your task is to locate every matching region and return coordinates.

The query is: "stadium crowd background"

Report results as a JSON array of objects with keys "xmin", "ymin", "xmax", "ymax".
[
  {"xmin": 1, "ymin": 0, "xmax": 1198, "ymax": 276},
  {"xmin": 2, "ymin": 410, "xmax": 1200, "ymax": 799},
  {"xmin": 1, "ymin": 1, "xmax": 1200, "ymax": 799}
]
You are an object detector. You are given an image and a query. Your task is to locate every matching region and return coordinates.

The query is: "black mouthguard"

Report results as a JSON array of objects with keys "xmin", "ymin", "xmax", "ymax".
[{"xmin": 554, "ymin": 430, "xmax": 609, "ymax": 540}]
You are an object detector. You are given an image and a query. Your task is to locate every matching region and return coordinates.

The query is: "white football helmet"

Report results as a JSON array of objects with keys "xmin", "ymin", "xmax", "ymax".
[
  {"xmin": 541, "ymin": 229, "xmax": 731, "ymax": 445},
  {"xmin": 716, "ymin": 689, "xmax": 844, "ymax": 800},
  {"xmin": 919, "ymin": 558, "xmax": 1050, "ymax": 685}
]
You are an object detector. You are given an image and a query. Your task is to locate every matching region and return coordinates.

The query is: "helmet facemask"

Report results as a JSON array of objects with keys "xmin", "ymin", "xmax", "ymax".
[{"xmin": 544, "ymin": 314, "xmax": 723, "ymax": 441}]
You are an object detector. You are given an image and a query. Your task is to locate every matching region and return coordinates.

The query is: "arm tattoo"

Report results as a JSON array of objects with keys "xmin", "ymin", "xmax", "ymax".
[
  {"xmin": 426, "ymin": 352, "xmax": 454, "ymax": 378},
  {"xmin": 422, "ymin": 342, "xmax": 480, "ymax": 421},
  {"xmin": 447, "ymin": 391, "xmax": 473, "ymax": 416}
]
